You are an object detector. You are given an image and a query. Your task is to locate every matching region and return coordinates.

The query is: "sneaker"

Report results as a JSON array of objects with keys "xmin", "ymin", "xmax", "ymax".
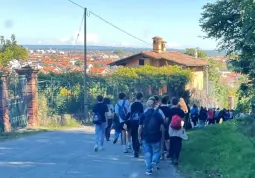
[
  {"xmin": 174, "ymin": 159, "xmax": 179, "ymax": 166},
  {"xmin": 134, "ymin": 152, "xmax": 139, "ymax": 158},
  {"xmin": 94, "ymin": 145, "xmax": 98, "ymax": 152},
  {"xmin": 170, "ymin": 158, "xmax": 174, "ymax": 164},
  {"xmin": 152, "ymin": 162, "xmax": 160, "ymax": 170},
  {"xmin": 123, "ymin": 148, "xmax": 128, "ymax": 153},
  {"xmin": 113, "ymin": 138, "xmax": 118, "ymax": 144},
  {"xmin": 160, "ymin": 154, "xmax": 165, "ymax": 160},
  {"xmin": 145, "ymin": 170, "xmax": 152, "ymax": 175},
  {"xmin": 98, "ymin": 146, "xmax": 104, "ymax": 151}
]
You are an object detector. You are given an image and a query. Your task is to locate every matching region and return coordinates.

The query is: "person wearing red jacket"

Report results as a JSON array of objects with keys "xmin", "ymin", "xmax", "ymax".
[{"xmin": 208, "ymin": 109, "xmax": 214, "ymax": 125}]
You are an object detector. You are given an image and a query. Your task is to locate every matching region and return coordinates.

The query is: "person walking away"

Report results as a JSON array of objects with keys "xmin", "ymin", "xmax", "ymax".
[
  {"xmin": 138, "ymin": 99, "xmax": 165, "ymax": 175},
  {"xmin": 104, "ymin": 98, "xmax": 114, "ymax": 141},
  {"xmin": 214, "ymin": 108, "xmax": 220, "ymax": 123},
  {"xmin": 112, "ymin": 113, "xmax": 121, "ymax": 144},
  {"xmin": 130, "ymin": 93, "xmax": 144, "ymax": 158},
  {"xmin": 208, "ymin": 109, "xmax": 214, "ymax": 125},
  {"xmin": 92, "ymin": 95, "xmax": 108, "ymax": 151},
  {"xmin": 190, "ymin": 104, "xmax": 199, "ymax": 128},
  {"xmin": 159, "ymin": 95, "xmax": 171, "ymax": 158},
  {"xmin": 148, "ymin": 96, "xmax": 166, "ymax": 159},
  {"xmin": 168, "ymin": 97, "xmax": 185, "ymax": 165},
  {"xmin": 229, "ymin": 110, "xmax": 234, "ymax": 119},
  {"xmin": 115, "ymin": 93, "xmax": 130, "ymax": 153},
  {"xmin": 199, "ymin": 107, "xmax": 207, "ymax": 128},
  {"xmin": 148, "ymin": 96, "xmax": 166, "ymax": 121}
]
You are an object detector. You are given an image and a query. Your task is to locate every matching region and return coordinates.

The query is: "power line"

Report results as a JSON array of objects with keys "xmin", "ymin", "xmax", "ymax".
[
  {"xmin": 75, "ymin": 13, "xmax": 85, "ymax": 45},
  {"xmin": 67, "ymin": 0, "xmax": 152, "ymax": 46},
  {"xmin": 67, "ymin": 0, "xmax": 84, "ymax": 9}
]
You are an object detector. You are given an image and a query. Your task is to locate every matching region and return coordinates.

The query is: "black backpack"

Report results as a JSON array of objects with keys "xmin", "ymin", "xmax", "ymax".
[
  {"xmin": 131, "ymin": 102, "xmax": 143, "ymax": 121},
  {"xmin": 143, "ymin": 109, "xmax": 161, "ymax": 143},
  {"xmin": 93, "ymin": 112, "xmax": 103, "ymax": 125}
]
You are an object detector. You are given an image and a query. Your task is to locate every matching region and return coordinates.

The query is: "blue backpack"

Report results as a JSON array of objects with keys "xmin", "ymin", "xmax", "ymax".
[{"xmin": 117, "ymin": 100, "xmax": 128, "ymax": 121}]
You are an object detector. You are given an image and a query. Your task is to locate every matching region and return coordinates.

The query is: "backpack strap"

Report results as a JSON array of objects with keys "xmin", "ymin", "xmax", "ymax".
[{"xmin": 122, "ymin": 100, "xmax": 126, "ymax": 107}]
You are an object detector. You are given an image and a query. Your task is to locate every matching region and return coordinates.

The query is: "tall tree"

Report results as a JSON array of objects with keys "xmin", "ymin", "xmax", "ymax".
[
  {"xmin": 200, "ymin": 0, "xmax": 255, "ymax": 111},
  {"xmin": 0, "ymin": 34, "xmax": 28, "ymax": 68},
  {"xmin": 200, "ymin": 0, "xmax": 255, "ymax": 82}
]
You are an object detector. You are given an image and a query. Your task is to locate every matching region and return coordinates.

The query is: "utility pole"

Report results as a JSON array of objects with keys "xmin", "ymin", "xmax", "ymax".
[{"xmin": 83, "ymin": 8, "xmax": 89, "ymax": 121}]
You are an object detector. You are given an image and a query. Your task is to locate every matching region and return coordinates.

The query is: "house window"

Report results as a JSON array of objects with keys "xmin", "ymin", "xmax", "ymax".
[{"xmin": 139, "ymin": 59, "xmax": 145, "ymax": 66}]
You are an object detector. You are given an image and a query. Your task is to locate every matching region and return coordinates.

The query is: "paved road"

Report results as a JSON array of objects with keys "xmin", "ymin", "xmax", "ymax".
[{"xmin": 0, "ymin": 127, "xmax": 181, "ymax": 178}]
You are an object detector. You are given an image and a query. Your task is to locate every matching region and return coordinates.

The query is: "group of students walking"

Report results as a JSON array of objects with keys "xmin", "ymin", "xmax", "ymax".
[
  {"xmin": 189, "ymin": 105, "xmax": 234, "ymax": 128},
  {"xmin": 92, "ymin": 93, "xmax": 188, "ymax": 175}
]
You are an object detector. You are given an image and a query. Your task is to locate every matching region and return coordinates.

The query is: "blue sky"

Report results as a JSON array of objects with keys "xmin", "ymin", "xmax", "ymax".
[{"xmin": 0, "ymin": 0, "xmax": 217, "ymax": 49}]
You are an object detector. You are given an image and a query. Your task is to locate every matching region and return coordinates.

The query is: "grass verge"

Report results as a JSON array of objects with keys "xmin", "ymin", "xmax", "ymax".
[
  {"xmin": 0, "ymin": 129, "xmax": 48, "ymax": 142},
  {"xmin": 179, "ymin": 118, "xmax": 255, "ymax": 178},
  {"xmin": 0, "ymin": 115, "xmax": 85, "ymax": 142}
]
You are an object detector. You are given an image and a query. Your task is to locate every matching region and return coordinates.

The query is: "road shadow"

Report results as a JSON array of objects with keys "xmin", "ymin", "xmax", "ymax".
[{"xmin": 0, "ymin": 128, "xmax": 181, "ymax": 178}]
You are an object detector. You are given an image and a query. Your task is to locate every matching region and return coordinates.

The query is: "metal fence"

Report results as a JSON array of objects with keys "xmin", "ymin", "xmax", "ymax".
[{"xmin": 7, "ymin": 73, "xmax": 28, "ymax": 129}]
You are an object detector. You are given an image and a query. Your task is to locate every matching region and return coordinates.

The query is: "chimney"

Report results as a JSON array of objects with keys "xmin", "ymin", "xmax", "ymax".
[
  {"xmin": 195, "ymin": 47, "xmax": 199, "ymax": 59},
  {"xmin": 153, "ymin": 36, "xmax": 167, "ymax": 53}
]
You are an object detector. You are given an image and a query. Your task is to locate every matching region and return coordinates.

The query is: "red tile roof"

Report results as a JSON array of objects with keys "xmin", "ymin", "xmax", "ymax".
[
  {"xmin": 89, "ymin": 68, "xmax": 106, "ymax": 74},
  {"xmin": 109, "ymin": 51, "xmax": 208, "ymax": 67}
]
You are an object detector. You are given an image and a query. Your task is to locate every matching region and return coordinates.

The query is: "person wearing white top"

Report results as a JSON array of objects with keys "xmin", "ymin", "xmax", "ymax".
[{"xmin": 115, "ymin": 93, "xmax": 131, "ymax": 153}]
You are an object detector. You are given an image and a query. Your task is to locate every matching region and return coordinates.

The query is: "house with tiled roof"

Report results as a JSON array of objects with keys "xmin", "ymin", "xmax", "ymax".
[
  {"xmin": 109, "ymin": 36, "xmax": 208, "ymax": 91},
  {"xmin": 88, "ymin": 68, "xmax": 108, "ymax": 75}
]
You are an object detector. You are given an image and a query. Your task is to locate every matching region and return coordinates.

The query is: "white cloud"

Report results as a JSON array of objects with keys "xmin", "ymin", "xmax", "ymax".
[
  {"xmin": 120, "ymin": 42, "xmax": 130, "ymax": 47},
  {"xmin": 58, "ymin": 32, "xmax": 99, "ymax": 45}
]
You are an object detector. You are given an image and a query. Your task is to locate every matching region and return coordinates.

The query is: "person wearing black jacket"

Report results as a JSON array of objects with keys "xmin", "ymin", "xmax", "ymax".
[
  {"xmin": 199, "ymin": 107, "xmax": 208, "ymax": 128},
  {"xmin": 130, "ymin": 93, "xmax": 144, "ymax": 158}
]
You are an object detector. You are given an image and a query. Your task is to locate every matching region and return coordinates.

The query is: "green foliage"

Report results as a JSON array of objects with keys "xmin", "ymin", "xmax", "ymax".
[
  {"xmin": 200, "ymin": 0, "xmax": 255, "ymax": 110},
  {"xmin": 207, "ymin": 58, "xmax": 228, "ymax": 107},
  {"xmin": 235, "ymin": 83, "xmax": 255, "ymax": 113},
  {"xmin": 38, "ymin": 94, "xmax": 49, "ymax": 121},
  {"xmin": 38, "ymin": 65, "xmax": 192, "ymax": 115},
  {"xmin": 180, "ymin": 119, "xmax": 255, "ymax": 178},
  {"xmin": 113, "ymin": 49, "xmax": 124, "ymax": 55},
  {"xmin": 74, "ymin": 61, "xmax": 82, "ymax": 66},
  {"xmin": 185, "ymin": 48, "xmax": 207, "ymax": 58},
  {"xmin": 0, "ymin": 34, "xmax": 28, "ymax": 67}
]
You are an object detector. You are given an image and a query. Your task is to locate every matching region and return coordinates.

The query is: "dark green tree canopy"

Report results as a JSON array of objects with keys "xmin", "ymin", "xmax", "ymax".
[
  {"xmin": 200, "ymin": 0, "xmax": 255, "ymax": 111},
  {"xmin": 200, "ymin": 0, "xmax": 255, "ymax": 82},
  {"xmin": 0, "ymin": 34, "xmax": 28, "ymax": 67}
]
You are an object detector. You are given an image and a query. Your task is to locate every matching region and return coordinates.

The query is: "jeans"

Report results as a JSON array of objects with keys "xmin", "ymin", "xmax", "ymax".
[
  {"xmin": 169, "ymin": 137, "xmax": 182, "ymax": 161},
  {"xmin": 95, "ymin": 122, "xmax": 106, "ymax": 147},
  {"xmin": 105, "ymin": 119, "xmax": 113, "ymax": 140},
  {"xmin": 130, "ymin": 120, "xmax": 139, "ymax": 153},
  {"xmin": 142, "ymin": 141, "xmax": 161, "ymax": 171}
]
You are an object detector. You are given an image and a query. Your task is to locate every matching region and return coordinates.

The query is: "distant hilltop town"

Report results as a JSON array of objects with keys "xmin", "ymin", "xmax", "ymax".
[{"xmin": 4, "ymin": 45, "xmax": 238, "ymax": 90}]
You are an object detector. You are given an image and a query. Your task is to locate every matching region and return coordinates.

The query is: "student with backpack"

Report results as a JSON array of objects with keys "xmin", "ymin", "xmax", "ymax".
[
  {"xmin": 104, "ymin": 98, "xmax": 115, "ymax": 141},
  {"xmin": 130, "ymin": 93, "xmax": 144, "ymax": 158},
  {"xmin": 138, "ymin": 99, "xmax": 165, "ymax": 175},
  {"xmin": 208, "ymin": 109, "xmax": 214, "ymax": 125},
  {"xmin": 92, "ymin": 95, "xmax": 109, "ymax": 152},
  {"xmin": 115, "ymin": 93, "xmax": 130, "ymax": 153},
  {"xmin": 158, "ymin": 95, "xmax": 171, "ymax": 158},
  {"xmin": 168, "ymin": 97, "xmax": 186, "ymax": 165}
]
